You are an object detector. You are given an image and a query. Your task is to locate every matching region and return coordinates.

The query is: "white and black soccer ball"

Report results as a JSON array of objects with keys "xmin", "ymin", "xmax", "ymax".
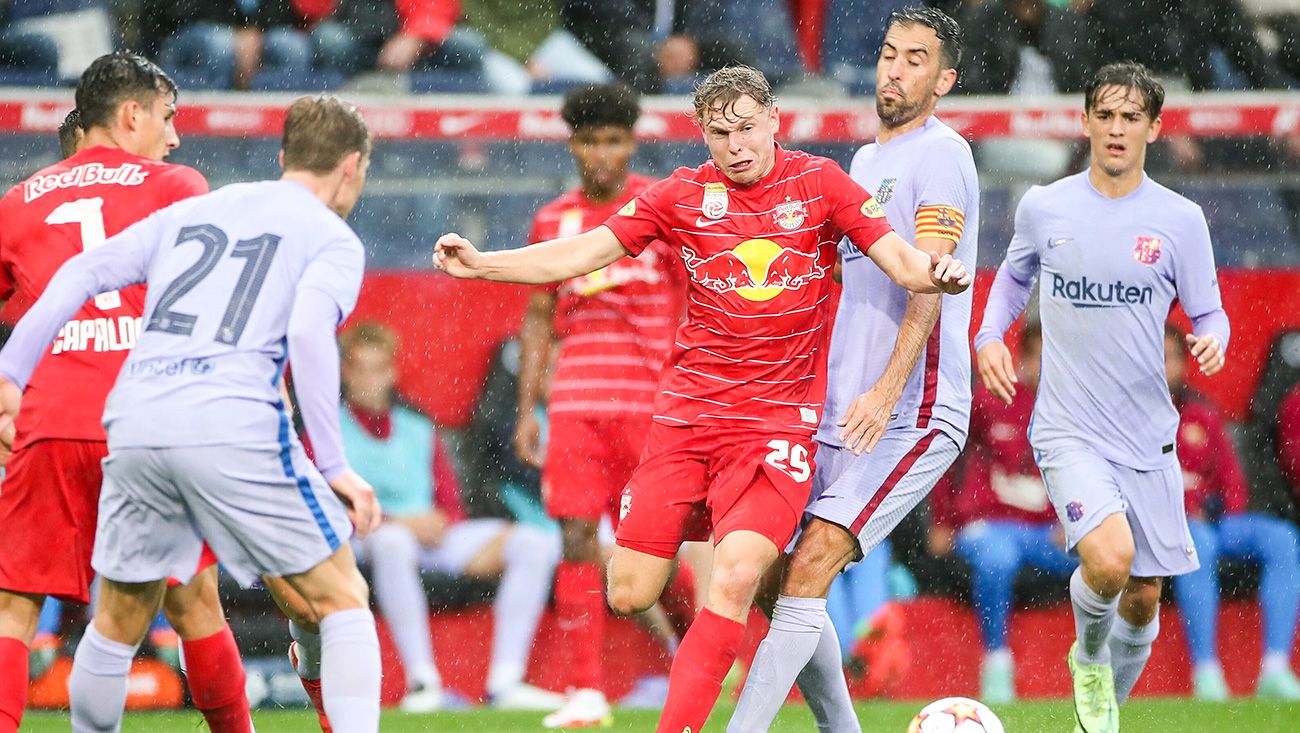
[{"xmin": 906, "ymin": 697, "xmax": 1005, "ymax": 733}]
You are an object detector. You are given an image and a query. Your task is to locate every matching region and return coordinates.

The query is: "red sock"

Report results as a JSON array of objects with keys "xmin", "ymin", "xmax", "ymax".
[
  {"xmin": 555, "ymin": 561, "xmax": 605, "ymax": 691},
  {"xmin": 656, "ymin": 608, "xmax": 746, "ymax": 733},
  {"xmin": 659, "ymin": 563, "xmax": 698, "ymax": 642},
  {"xmin": 0, "ymin": 637, "xmax": 28, "ymax": 733},
  {"xmin": 182, "ymin": 626, "xmax": 252, "ymax": 733}
]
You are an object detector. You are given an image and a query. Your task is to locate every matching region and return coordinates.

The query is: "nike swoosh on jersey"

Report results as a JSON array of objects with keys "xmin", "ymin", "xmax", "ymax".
[
  {"xmin": 1048, "ymin": 237, "xmax": 1073, "ymax": 248},
  {"xmin": 694, "ymin": 216, "xmax": 728, "ymax": 227}
]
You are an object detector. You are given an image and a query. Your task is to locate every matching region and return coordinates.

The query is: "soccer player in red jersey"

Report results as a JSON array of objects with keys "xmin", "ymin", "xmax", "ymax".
[
  {"xmin": 516, "ymin": 83, "xmax": 693, "ymax": 728},
  {"xmin": 436, "ymin": 65, "xmax": 972, "ymax": 732},
  {"xmin": 0, "ymin": 54, "xmax": 251, "ymax": 733}
]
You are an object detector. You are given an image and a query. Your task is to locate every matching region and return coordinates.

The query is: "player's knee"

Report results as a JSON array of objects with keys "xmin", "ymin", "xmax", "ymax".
[
  {"xmin": 607, "ymin": 580, "xmax": 655, "ymax": 617},
  {"xmin": 783, "ymin": 526, "xmax": 855, "ymax": 597},
  {"xmin": 709, "ymin": 559, "xmax": 765, "ymax": 615},
  {"xmin": 559, "ymin": 520, "xmax": 600, "ymax": 563},
  {"xmin": 366, "ymin": 523, "xmax": 418, "ymax": 564},
  {"xmin": 1081, "ymin": 545, "xmax": 1133, "ymax": 594},
  {"xmin": 1120, "ymin": 578, "xmax": 1161, "ymax": 624}
]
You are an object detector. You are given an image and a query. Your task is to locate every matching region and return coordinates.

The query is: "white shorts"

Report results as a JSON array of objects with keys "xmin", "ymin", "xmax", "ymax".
[
  {"xmin": 806, "ymin": 425, "xmax": 962, "ymax": 559},
  {"xmin": 1036, "ymin": 442, "xmax": 1198, "ymax": 577},
  {"xmin": 93, "ymin": 443, "xmax": 352, "ymax": 588},
  {"xmin": 353, "ymin": 518, "xmax": 512, "ymax": 575}
]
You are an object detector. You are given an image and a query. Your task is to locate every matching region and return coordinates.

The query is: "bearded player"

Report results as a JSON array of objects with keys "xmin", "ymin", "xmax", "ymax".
[
  {"xmin": 730, "ymin": 8, "xmax": 978, "ymax": 730},
  {"xmin": 0, "ymin": 53, "xmax": 251, "ymax": 733}
]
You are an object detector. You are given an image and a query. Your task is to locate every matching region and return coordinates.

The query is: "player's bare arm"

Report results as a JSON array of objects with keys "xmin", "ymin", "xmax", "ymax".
[
  {"xmin": 839, "ymin": 236, "xmax": 955, "ymax": 454},
  {"xmin": 866, "ymin": 231, "xmax": 971, "ymax": 295},
  {"xmin": 434, "ymin": 226, "xmax": 627, "ymax": 284},
  {"xmin": 1186, "ymin": 332, "xmax": 1226, "ymax": 376},
  {"xmin": 515, "ymin": 289, "xmax": 556, "ymax": 468}
]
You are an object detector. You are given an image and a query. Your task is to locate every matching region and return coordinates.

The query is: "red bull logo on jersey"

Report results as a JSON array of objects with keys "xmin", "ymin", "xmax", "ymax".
[
  {"xmin": 682, "ymin": 239, "xmax": 828, "ymax": 302},
  {"xmin": 24, "ymin": 162, "xmax": 148, "ymax": 203},
  {"xmin": 1133, "ymin": 235, "xmax": 1162, "ymax": 265},
  {"xmin": 773, "ymin": 197, "xmax": 807, "ymax": 230}
]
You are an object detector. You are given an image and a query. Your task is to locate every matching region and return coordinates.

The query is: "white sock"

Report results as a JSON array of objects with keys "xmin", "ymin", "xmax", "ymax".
[
  {"xmin": 985, "ymin": 647, "xmax": 1013, "ymax": 669},
  {"xmin": 1070, "ymin": 568, "xmax": 1119, "ymax": 666},
  {"xmin": 289, "ymin": 620, "xmax": 322, "ymax": 681},
  {"xmin": 487, "ymin": 525, "xmax": 560, "ymax": 698},
  {"xmin": 320, "ymin": 608, "xmax": 382, "ymax": 733},
  {"xmin": 70, "ymin": 623, "xmax": 139, "ymax": 733},
  {"xmin": 794, "ymin": 613, "xmax": 860, "ymax": 733},
  {"xmin": 728, "ymin": 595, "xmax": 827, "ymax": 733},
  {"xmin": 1262, "ymin": 651, "xmax": 1291, "ymax": 678},
  {"xmin": 1108, "ymin": 614, "xmax": 1159, "ymax": 704},
  {"xmin": 364, "ymin": 523, "xmax": 440, "ymax": 691},
  {"xmin": 1195, "ymin": 660, "xmax": 1223, "ymax": 677}
]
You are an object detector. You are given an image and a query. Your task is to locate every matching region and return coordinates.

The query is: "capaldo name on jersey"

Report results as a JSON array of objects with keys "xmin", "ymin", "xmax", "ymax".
[
  {"xmin": 1050, "ymin": 273, "xmax": 1153, "ymax": 307},
  {"xmin": 50, "ymin": 316, "xmax": 142, "ymax": 354},
  {"xmin": 24, "ymin": 162, "xmax": 148, "ymax": 203}
]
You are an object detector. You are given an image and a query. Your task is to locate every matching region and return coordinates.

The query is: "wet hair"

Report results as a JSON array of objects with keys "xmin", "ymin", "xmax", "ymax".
[
  {"xmin": 1020, "ymin": 320, "xmax": 1042, "ymax": 350},
  {"xmin": 692, "ymin": 65, "xmax": 775, "ymax": 123},
  {"xmin": 561, "ymin": 83, "xmax": 641, "ymax": 131},
  {"xmin": 1085, "ymin": 61, "xmax": 1165, "ymax": 119},
  {"xmin": 75, "ymin": 53, "xmax": 176, "ymax": 132},
  {"xmin": 281, "ymin": 94, "xmax": 371, "ymax": 175},
  {"xmin": 888, "ymin": 6, "xmax": 963, "ymax": 70},
  {"xmin": 339, "ymin": 321, "xmax": 397, "ymax": 358},
  {"xmin": 58, "ymin": 108, "xmax": 83, "ymax": 159}
]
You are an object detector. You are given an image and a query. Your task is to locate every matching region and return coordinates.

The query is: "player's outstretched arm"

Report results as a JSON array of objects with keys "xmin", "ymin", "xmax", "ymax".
[
  {"xmin": 866, "ymin": 232, "xmax": 971, "ymax": 295},
  {"xmin": 434, "ymin": 226, "xmax": 628, "ymax": 285}
]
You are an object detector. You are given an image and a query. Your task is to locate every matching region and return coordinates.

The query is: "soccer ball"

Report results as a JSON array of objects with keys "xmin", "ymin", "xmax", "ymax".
[{"xmin": 906, "ymin": 697, "xmax": 1005, "ymax": 733}]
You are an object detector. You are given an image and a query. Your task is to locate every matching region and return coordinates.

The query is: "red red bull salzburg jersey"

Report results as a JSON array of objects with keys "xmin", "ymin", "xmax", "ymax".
[
  {"xmin": 530, "ymin": 174, "xmax": 683, "ymax": 418},
  {"xmin": 0, "ymin": 146, "xmax": 208, "ymax": 449},
  {"xmin": 603, "ymin": 146, "xmax": 894, "ymax": 434}
]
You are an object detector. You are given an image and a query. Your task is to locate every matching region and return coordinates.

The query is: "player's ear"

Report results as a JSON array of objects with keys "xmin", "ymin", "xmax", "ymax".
[
  {"xmin": 1146, "ymin": 115, "xmax": 1162, "ymax": 144},
  {"xmin": 277, "ymin": 150, "xmax": 286, "ymax": 172},
  {"xmin": 769, "ymin": 105, "xmax": 780, "ymax": 135},
  {"xmin": 340, "ymin": 150, "xmax": 362, "ymax": 181},
  {"xmin": 935, "ymin": 68, "xmax": 957, "ymax": 97},
  {"xmin": 120, "ymin": 98, "xmax": 141, "ymax": 134}
]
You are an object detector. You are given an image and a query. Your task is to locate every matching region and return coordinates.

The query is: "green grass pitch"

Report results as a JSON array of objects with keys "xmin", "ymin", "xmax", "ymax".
[{"xmin": 21, "ymin": 699, "xmax": 1296, "ymax": 731}]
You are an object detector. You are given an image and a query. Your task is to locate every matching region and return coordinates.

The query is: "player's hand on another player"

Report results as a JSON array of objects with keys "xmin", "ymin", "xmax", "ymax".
[
  {"xmin": 433, "ymin": 233, "xmax": 488, "ymax": 279},
  {"xmin": 0, "ymin": 377, "xmax": 21, "ymax": 465},
  {"xmin": 928, "ymin": 251, "xmax": 971, "ymax": 295},
  {"xmin": 513, "ymin": 410, "xmax": 545, "ymax": 469},
  {"xmin": 329, "ymin": 470, "xmax": 382, "ymax": 539},
  {"xmin": 977, "ymin": 341, "xmax": 1018, "ymax": 405},
  {"xmin": 1186, "ymin": 333, "xmax": 1226, "ymax": 376},
  {"xmin": 838, "ymin": 384, "xmax": 898, "ymax": 455}
]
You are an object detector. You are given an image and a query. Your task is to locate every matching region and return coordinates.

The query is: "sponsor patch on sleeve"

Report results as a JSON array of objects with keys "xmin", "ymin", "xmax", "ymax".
[
  {"xmin": 914, "ymin": 204, "xmax": 965, "ymax": 242},
  {"xmin": 618, "ymin": 200, "xmax": 636, "ymax": 216},
  {"xmin": 860, "ymin": 198, "xmax": 885, "ymax": 218}
]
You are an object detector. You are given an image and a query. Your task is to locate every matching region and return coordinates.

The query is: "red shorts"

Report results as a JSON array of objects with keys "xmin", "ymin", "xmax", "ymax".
[
  {"xmin": 0, "ymin": 439, "xmax": 105, "ymax": 604},
  {"xmin": 614, "ymin": 423, "xmax": 817, "ymax": 559},
  {"xmin": 0, "ymin": 439, "xmax": 218, "ymax": 603},
  {"xmin": 543, "ymin": 413, "xmax": 650, "ymax": 523}
]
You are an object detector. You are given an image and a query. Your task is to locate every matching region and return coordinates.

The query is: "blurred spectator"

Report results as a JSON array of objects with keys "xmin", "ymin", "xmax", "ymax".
[
  {"xmin": 339, "ymin": 323, "xmax": 565, "ymax": 712},
  {"xmin": 458, "ymin": 0, "xmax": 610, "ymax": 94},
  {"xmin": 140, "ymin": 0, "xmax": 311, "ymax": 89},
  {"xmin": 956, "ymin": 0, "xmax": 1094, "ymax": 95},
  {"xmin": 292, "ymin": 0, "xmax": 491, "ymax": 85},
  {"xmin": 560, "ymin": 0, "xmax": 802, "ymax": 93},
  {"xmin": 0, "ymin": 0, "xmax": 112, "ymax": 82},
  {"xmin": 1165, "ymin": 325, "xmax": 1300, "ymax": 701},
  {"xmin": 1279, "ymin": 382, "xmax": 1300, "ymax": 503},
  {"xmin": 815, "ymin": 0, "xmax": 910, "ymax": 94},
  {"xmin": 1086, "ymin": 0, "xmax": 1288, "ymax": 91},
  {"xmin": 930, "ymin": 322, "xmax": 1074, "ymax": 705}
]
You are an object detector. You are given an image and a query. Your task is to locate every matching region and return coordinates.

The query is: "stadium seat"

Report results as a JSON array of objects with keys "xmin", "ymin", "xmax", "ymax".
[
  {"xmin": 248, "ymin": 68, "xmax": 344, "ymax": 93},
  {"xmin": 409, "ymin": 69, "xmax": 488, "ymax": 95}
]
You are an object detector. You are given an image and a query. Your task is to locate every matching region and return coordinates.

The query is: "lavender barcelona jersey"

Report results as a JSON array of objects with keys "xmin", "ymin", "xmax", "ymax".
[
  {"xmin": 819, "ymin": 116, "xmax": 979, "ymax": 448},
  {"xmin": 984, "ymin": 172, "xmax": 1226, "ymax": 470},
  {"xmin": 96, "ymin": 180, "xmax": 364, "ymax": 450}
]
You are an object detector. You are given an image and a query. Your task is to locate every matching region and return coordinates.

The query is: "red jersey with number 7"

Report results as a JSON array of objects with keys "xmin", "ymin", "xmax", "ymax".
[
  {"xmin": 0, "ymin": 145, "xmax": 208, "ymax": 449},
  {"xmin": 603, "ymin": 146, "xmax": 894, "ymax": 435}
]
